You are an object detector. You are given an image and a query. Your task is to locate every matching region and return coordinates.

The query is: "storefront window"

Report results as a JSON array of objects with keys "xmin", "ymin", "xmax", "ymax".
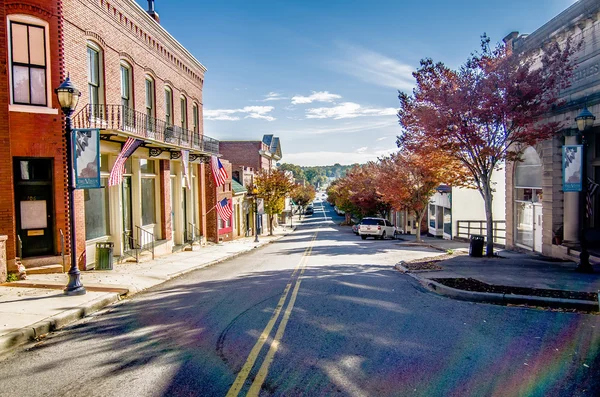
[
  {"xmin": 141, "ymin": 178, "xmax": 156, "ymax": 225},
  {"xmin": 84, "ymin": 177, "xmax": 109, "ymax": 240},
  {"xmin": 514, "ymin": 147, "xmax": 542, "ymax": 248},
  {"xmin": 429, "ymin": 205, "xmax": 436, "ymax": 228},
  {"xmin": 443, "ymin": 208, "xmax": 451, "ymax": 235}
]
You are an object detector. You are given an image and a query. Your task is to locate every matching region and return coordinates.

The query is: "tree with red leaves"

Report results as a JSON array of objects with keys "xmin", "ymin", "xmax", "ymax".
[
  {"xmin": 377, "ymin": 150, "xmax": 467, "ymax": 242},
  {"xmin": 398, "ymin": 35, "xmax": 577, "ymax": 256}
]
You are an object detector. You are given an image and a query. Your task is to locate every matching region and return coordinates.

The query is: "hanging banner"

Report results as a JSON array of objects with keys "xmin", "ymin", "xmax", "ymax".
[
  {"xmin": 72, "ymin": 128, "xmax": 101, "ymax": 189},
  {"xmin": 181, "ymin": 149, "xmax": 191, "ymax": 189},
  {"xmin": 563, "ymin": 145, "xmax": 583, "ymax": 192},
  {"xmin": 256, "ymin": 198, "xmax": 265, "ymax": 215}
]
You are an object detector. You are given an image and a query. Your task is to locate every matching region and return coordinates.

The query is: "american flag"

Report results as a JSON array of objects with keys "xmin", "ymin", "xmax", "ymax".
[
  {"xmin": 216, "ymin": 198, "xmax": 232, "ymax": 221},
  {"xmin": 108, "ymin": 137, "xmax": 144, "ymax": 186},
  {"xmin": 587, "ymin": 177, "xmax": 599, "ymax": 219},
  {"xmin": 210, "ymin": 155, "xmax": 228, "ymax": 187}
]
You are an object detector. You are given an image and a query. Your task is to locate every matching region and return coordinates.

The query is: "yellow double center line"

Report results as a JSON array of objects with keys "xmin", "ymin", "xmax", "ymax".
[{"xmin": 227, "ymin": 232, "xmax": 318, "ymax": 397}]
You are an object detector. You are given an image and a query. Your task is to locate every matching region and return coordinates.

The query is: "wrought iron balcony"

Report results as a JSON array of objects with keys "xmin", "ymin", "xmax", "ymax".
[{"xmin": 72, "ymin": 104, "xmax": 219, "ymax": 155}]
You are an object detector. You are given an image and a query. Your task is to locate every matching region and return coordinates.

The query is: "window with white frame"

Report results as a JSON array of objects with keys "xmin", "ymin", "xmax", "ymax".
[
  {"xmin": 165, "ymin": 87, "xmax": 173, "ymax": 126},
  {"xmin": 192, "ymin": 103, "xmax": 199, "ymax": 133},
  {"xmin": 9, "ymin": 18, "xmax": 49, "ymax": 107},
  {"xmin": 145, "ymin": 76, "xmax": 155, "ymax": 119},
  {"xmin": 120, "ymin": 62, "xmax": 132, "ymax": 109},
  {"xmin": 145, "ymin": 76, "xmax": 155, "ymax": 132},
  {"xmin": 87, "ymin": 42, "xmax": 103, "ymax": 117},
  {"xmin": 180, "ymin": 96, "xmax": 188, "ymax": 130}
]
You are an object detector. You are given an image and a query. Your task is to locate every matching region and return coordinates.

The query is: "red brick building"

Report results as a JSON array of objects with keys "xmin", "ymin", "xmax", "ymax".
[
  {"xmin": 1, "ymin": 0, "xmax": 67, "ymax": 275},
  {"xmin": 63, "ymin": 0, "xmax": 222, "ymax": 264},
  {"xmin": 1, "ymin": 0, "xmax": 228, "ymax": 275},
  {"xmin": 220, "ymin": 135, "xmax": 282, "ymax": 174},
  {"xmin": 220, "ymin": 135, "xmax": 283, "ymax": 235}
]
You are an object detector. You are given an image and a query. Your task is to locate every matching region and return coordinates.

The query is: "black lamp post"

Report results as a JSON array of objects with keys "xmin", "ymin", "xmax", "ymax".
[
  {"xmin": 252, "ymin": 185, "xmax": 259, "ymax": 243},
  {"xmin": 56, "ymin": 76, "xmax": 86, "ymax": 295},
  {"xmin": 575, "ymin": 106, "xmax": 595, "ymax": 273}
]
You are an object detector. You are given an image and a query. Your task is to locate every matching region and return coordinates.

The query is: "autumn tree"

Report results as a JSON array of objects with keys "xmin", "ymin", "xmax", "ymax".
[
  {"xmin": 291, "ymin": 184, "xmax": 316, "ymax": 212},
  {"xmin": 377, "ymin": 150, "xmax": 468, "ymax": 242},
  {"xmin": 398, "ymin": 35, "xmax": 577, "ymax": 255},
  {"xmin": 255, "ymin": 169, "xmax": 295, "ymax": 235},
  {"xmin": 345, "ymin": 163, "xmax": 390, "ymax": 219},
  {"xmin": 326, "ymin": 179, "xmax": 357, "ymax": 224}
]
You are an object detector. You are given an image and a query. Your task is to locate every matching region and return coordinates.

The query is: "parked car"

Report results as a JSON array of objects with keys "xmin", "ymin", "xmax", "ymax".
[
  {"xmin": 358, "ymin": 217, "xmax": 396, "ymax": 240},
  {"xmin": 304, "ymin": 205, "xmax": 314, "ymax": 215},
  {"xmin": 352, "ymin": 223, "xmax": 361, "ymax": 235}
]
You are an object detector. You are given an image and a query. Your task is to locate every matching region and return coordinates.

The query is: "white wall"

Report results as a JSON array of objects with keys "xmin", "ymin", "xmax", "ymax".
[{"xmin": 451, "ymin": 165, "xmax": 506, "ymax": 237}]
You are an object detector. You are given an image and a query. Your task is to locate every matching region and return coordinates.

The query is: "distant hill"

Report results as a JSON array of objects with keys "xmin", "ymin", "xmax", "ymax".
[{"xmin": 278, "ymin": 163, "xmax": 359, "ymax": 187}]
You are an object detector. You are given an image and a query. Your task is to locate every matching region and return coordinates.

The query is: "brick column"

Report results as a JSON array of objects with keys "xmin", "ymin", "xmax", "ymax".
[{"xmin": 204, "ymin": 163, "xmax": 217, "ymax": 243}]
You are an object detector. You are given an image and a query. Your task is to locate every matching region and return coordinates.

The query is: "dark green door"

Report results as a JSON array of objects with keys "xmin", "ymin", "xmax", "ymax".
[{"xmin": 14, "ymin": 158, "xmax": 55, "ymax": 257}]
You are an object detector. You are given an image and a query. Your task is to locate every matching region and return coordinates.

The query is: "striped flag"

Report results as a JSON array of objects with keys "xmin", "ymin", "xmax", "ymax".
[
  {"xmin": 587, "ymin": 177, "xmax": 599, "ymax": 218},
  {"xmin": 216, "ymin": 198, "xmax": 232, "ymax": 221},
  {"xmin": 210, "ymin": 155, "xmax": 228, "ymax": 187},
  {"xmin": 108, "ymin": 137, "xmax": 144, "ymax": 186}
]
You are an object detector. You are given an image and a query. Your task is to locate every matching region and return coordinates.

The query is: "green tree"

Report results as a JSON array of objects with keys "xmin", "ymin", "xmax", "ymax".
[{"xmin": 278, "ymin": 163, "xmax": 306, "ymax": 181}]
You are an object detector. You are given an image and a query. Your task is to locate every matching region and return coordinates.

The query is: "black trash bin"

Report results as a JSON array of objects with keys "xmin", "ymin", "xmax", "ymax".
[
  {"xmin": 95, "ymin": 242, "xmax": 114, "ymax": 270},
  {"xmin": 469, "ymin": 235, "xmax": 484, "ymax": 257}
]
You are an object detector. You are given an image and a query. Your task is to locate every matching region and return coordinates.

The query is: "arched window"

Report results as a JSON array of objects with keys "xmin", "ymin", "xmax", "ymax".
[
  {"xmin": 87, "ymin": 41, "xmax": 104, "ymax": 117},
  {"xmin": 164, "ymin": 86, "xmax": 173, "ymax": 125},
  {"xmin": 180, "ymin": 95, "xmax": 188, "ymax": 130}
]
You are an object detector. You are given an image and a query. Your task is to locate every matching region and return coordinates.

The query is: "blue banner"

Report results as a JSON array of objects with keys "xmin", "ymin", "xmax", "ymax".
[
  {"xmin": 563, "ymin": 145, "xmax": 583, "ymax": 192},
  {"xmin": 72, "ymin": 128, "xmax": 101, "ymax": 189}
]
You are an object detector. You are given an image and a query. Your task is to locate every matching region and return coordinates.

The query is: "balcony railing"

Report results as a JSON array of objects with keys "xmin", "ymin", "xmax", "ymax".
[{"xmin": 72, "ymin": 104, "xmax": 219, "ymax": 155}]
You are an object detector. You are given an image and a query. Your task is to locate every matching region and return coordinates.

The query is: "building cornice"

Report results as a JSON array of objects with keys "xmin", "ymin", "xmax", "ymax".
[{"xmin": 120, "ymin": 0, "xmax": 207, "ymax": 73}]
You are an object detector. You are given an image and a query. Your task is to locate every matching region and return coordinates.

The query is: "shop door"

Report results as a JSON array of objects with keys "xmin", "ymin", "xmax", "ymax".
[
  {"xmin": 122, "ymin": 176, "xmax": 133, "ymax": 250},
  {"xmin": 14, "ymin": 159, "xmax": 54, "ymax": 257},
  {"xmin": 533, "ymin": 204, "xmax": 543, "ymax": 252}
]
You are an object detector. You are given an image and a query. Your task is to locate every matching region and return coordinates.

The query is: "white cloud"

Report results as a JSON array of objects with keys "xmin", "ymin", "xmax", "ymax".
[
  {"xmin": 279, "ymin": 119, "xmax": 397, "ymax": 136},
  {"xmin": 259, "ymin": 92, "xmax": 287, "ymax": 102},
  {"xmin": 332, "ymin": 43, "xmax": 415, "ymax": 91},
  {"xmin": 376, "ymin": 137, "xmax": 388, "ymax": 141},
  {"xmin": 284, "ymin": 148, "xmax": 395, "ymax": 166},
  {"xmin": 291, "ymin": 91, "xmax": 342, "ymax": 105},
  {"xmin": 306, "ymin": 102, "xmax": 397, "ymax": 120},
  {"xmin": 356, "ymin": 146, "xmax": 368, "ymax": 153},
  {"xmin": 204, "ymin": 106, "xmax": 275, "ymax": 121}
]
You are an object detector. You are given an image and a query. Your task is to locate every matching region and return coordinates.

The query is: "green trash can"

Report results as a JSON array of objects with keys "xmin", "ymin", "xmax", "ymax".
[
  {"xmin": 469, "ymin": 235, "xmax": 484, "ymax": 257},
  {"xmin": 95, "ymin": 242, "xmax": 114, "ymax": 270}
]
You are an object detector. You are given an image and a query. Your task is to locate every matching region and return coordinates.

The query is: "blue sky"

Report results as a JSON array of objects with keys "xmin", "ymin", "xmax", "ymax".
[{"xmin": 137, "ymin": 0, "xmax": 577, "ymax": 166}]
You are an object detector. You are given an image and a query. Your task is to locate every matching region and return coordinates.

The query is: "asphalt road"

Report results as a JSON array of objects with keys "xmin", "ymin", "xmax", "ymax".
[{"xmin": 1, "ymin": 199, "xmax": 599, "ymax": 397}]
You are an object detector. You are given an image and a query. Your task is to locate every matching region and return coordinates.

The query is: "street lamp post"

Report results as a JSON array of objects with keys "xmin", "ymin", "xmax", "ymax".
[
  {"xmin": 575, "ymin": 106, "xmax": 595, "ymax": 273},
  {"xmin": 56, "ymin": 76, "xmax": 86, "ymax": 295}
]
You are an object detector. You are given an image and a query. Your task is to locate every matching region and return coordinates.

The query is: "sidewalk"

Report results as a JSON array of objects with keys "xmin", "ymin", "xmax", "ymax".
[
  {"xmin": 394, "ymin": 234, "xmax": 600, "ymax": 312},
  {"xmin": 0, "ymin": 222, "xmax": 296, "ymax": 355}
]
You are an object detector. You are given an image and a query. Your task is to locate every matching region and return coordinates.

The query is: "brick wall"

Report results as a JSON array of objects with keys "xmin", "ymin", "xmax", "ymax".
[
  {"xmin": 219, "ymin": 141, "xmax": 263, "ymax": 172},
  {"xmin": 1, "ymin": 1, "xmax": 68, "ymax": 268},
  {"xmin": 62, "ymin": 0, "xmax": 205, "ymax": 129},
  {"xmin": 62, "ymin": 0, "xmax": 207, "ymax": 259},
  {"xmin": 0, "ymin": 1, "xmax": 11, "ymax": 265}
]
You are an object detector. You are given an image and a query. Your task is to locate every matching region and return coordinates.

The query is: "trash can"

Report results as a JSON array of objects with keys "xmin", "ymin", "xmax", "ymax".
[
  {"xmin": 469, "ymin": 235, "xmax": 484, "ymax": 257},
  {"xmin": 95, "ymin": 242, "xmax": 114, "ymax": 270}
]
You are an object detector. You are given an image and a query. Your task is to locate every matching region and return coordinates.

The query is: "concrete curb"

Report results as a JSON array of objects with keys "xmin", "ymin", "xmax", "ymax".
[
  {"xmin": 394, "ymin": 262, "xmax": 599, "ymax": 312},
  {"xmin": 0, "ymin": 292, "xmax": 121, "ymax": 357},
  {"xmin": 0, "ymin": 228, "xmax": 295, "ymax": 356}
]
